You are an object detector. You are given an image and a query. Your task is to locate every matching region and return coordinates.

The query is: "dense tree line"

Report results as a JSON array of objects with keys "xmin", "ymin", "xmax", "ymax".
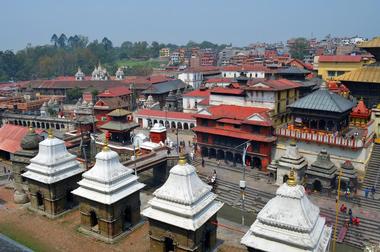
[{"xmin": 0, "ymin": 33, "xmax": 228, "ymax": 82}]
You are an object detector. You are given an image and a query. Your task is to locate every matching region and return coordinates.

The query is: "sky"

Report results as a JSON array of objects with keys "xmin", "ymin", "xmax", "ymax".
[{"xmin": 1, "ymin": 0, "xmax": 379, "ymax": 51}]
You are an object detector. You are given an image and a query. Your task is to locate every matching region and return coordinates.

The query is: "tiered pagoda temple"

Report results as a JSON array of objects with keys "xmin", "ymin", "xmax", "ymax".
[
  {"xmin": 350, "ymin": 99, "xmax": 371, "ymax": 128},
  {"xmin": 339, "ymin": 160, "xmax": 358, "ymax": 191},
  {"xmin": 288, "ymin": 82, "xmax": 354, "ymax": 132},
  {"xmin": 100, "ymin": 109, "xmax": 139, "ymax": 144},
  {"xmin": 305, "ymin": 149, "xmax": 337, "ymax": 192},
  {"xmin": 72, "ymin": 139, "xmax": 145, "ymax": 243},
  {"xmin": 241, "ymin": 169, "xmax": 332, "ymax": 252},
  {"xmin": 276, "ymin": 141, "xmax": 308, "ymax": 185},
  {"xmin": 22, "ymin": 130, "xmax": 85, "ymax": 218},
  {"xmin": 142, "ymin": 153, "xmax": 223, "ymax": 252}
]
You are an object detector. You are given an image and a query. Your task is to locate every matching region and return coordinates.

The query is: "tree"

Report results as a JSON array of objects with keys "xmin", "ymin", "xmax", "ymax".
[
  {"xmin": 289, "ymin": 37, "xmax": 309, "ymax": 60},
  {"xmin": 50, "ymin": 34, "xmax": 58, "ymax": 47},
  {"xmin": 66, "ymin": 86, "xmax": 83, "ymax": 103},
  {"xmin": 57, "ymin": 33, "xmax": 67, "ymax": 48},
  {"xmin": 101, "ymin": 37, "xmax": 113, "ymax": 51}
]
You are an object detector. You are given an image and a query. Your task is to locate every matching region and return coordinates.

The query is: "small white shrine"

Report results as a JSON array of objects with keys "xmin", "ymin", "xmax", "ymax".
[
  {"xmin": 241, "ymin": 169, "xmax": 332, "ymax": 252},
  {"xmin": 276, "ymin": 140, "xmax": 308, "ymax": 185},
  {"xmin": 142, "ymin": 153, "xmax": 223, "ymax": 251},
  {"xmin": 22, "ymin": 130, "xmax": 84, "ymax": 217},
  {"xmin": 72, "ymin": 140, "xmax": 145, "ymax": 242}
]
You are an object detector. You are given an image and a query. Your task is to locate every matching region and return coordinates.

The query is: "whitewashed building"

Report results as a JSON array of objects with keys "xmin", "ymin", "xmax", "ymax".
[
  {"xmin": 142, "ymin": 154, "xmax": 223, "ymax": 251},
  {"xmin": 178, "ymin": 71, "xmax": 203, "ymax": 89},
  {"xmin": 182, "ymin": 88, "xmax": 210, "ymax": 113},
  {"xmin": 241, "ymin": 170, "xmax": 332, "ymax": 252},
  {"xmin": 221, "ymin": 65, "xmax": 268, "ymax": 78}
]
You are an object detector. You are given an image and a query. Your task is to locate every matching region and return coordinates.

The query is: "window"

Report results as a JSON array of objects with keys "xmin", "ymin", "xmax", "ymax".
[
  {"xmin": 201, "ymin": 120, "xmax": 208, "ymax": 126},
  {"xmin": 194, "ymin": 101, "xmax": 198, "ymax": 108},
  {"xmin": 327, "ymin": 71, "xmax": 336, "ymax": 77},
  {"xmin": 234, "ymin": 124, "xmax": 241, "ymax": 129}
]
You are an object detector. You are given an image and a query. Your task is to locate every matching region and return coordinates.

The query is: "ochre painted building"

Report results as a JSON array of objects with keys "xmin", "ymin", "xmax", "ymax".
[{"xmin": 317, "ymin": 55, "xmax": 368, "ymax": 80}]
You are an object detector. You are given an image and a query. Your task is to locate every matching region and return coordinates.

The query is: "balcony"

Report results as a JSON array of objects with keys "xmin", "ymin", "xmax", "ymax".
[{"xmin": 275, "ymin": 128, "xmax": 366, "ymax": 149}]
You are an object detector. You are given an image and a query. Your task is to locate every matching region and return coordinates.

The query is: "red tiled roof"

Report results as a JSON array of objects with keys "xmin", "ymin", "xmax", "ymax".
[
  {"xmin": 98, "ymin": 86, "xmax": 131, "ymax": 97},
  {"xmin": 205, "ymin": 78, "xmax": 234, "ymax": 83},
  {"xmin": 221, "ymin": 65, "xmax": 271, "ymax": 72},
  {"xmin": 210, "ymin": 87, "xmax": 245, "ymax": 95},
  {"xmin": 195, "ymin": 105, "xmax": 270, "ymax": 121},
  {"xmin": 0, "ymin": 124, "xmax": 29, "ymax": 153},
  {"xmin": 183, "ymin": 89, "xmax": 210, "ymax": 97},
  {"xmin": 351, "ymin": 99, "xmax": 371, "ymax": 118},
  {"xmin": 286, "ymin": 59, "xmax": 314, "ymax": 71},
  {"xmin": 136, "ymin": 109, "xmax": 195, "ymax": 120},
  {"xmin": 245, "ymin": 78, "xmax": 301, "ymax": 91},
  {"xmin": 318, "ymin": 55, "xmax": 362, "ymax": 63},
  {"xmin": 193, "ymin": 126, "xmax": 276, "ymax": 142},
  {"xmin": 184, "ymin": 66, "xmax": 220, "ymax": 73},
  {"xmin": 217, "ymin": 118, "xmax": 242, "ymax": 125}
]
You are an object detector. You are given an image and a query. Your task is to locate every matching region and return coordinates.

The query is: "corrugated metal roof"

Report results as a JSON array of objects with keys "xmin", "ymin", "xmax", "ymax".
[
  {"xmin": 337, "ymin": 66, "xmax": 380, "ymax": 84},
  {"xmin": 142, "ymin": 79, "xmax": 187, "ymax": 95},
  {"xmin": 0, "ymin": 124, "xmax": 29, "ymax": 153},
  {"xmin": 100, "ymin": 121, "xmax": 139, "ymax": 131},
  {"xmin": 288, "ymin": 85, "xmax": 354, "ymax": 113}
]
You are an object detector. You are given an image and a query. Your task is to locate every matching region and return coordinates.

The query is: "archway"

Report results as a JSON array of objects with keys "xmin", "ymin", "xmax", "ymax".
[
  {"xmin": 165, "ymin": 121, "xmax": 169, "ymax": 128},
  {"xmin": 190, "ymin": 123, "xmax": 195, "ymax": 129},
  {"xmin": 61, "ymin": 124, "xmax": 65, "ymax": 129},
  {"xmin": 183, "ymin": 123, "xmax": 189, "ymax": 130},
  {"xmin": 124, "ymin": 206, "xmax": 132, "ymax": 229},
  {"xmin": 90, "ymin": 211, "xmax": 98, "ymax": 228},
  {"xmin": 217, "ymin": 150, "xmax": 225, "ymax": 160},
  {"xmin": 283, "ymin": 175, "xmax": 289, "ymax": 183},
  {"xmin": 177, "ymin": 122, "xmax": 182, "ymax": 129},
  {"xmin": 209, "ymin": 148, "xmax": 216, "ymax": 159},
  {"xmin": 153, "ymin": 120, "xmax": 158, "ymax": 125},
  {"xmin": 36, "ymin": 191, "xmax": 43, "ymax": 207},
  {"xmin": 164, "ymin": 237, "xmax": 174, "ymax": 252},
  {"xmin": 327, "ymin": 120, "xmax": 335, "ymax": 131},
  {"xmin": 235, "ymin": 153, "xmax": 242, "ymax": 165},
  {"xmin": 159, "ymin": 120, "xmax": 164, "ymax": 125},
  {"xmin": 171, "ymin": 121, "xmax": 176, "ymax": 128},
  {"xmin": 310, "ymin": 120, "xmax": 317, "ymax": 129},
  {"xmin": 66, "ymin": 189, "xmax": 74, "ymax": 208},
  {"xmin": 27, "ymin": 121, "xmax": 30, "ymax": 126},
  {"xmin": 22, "ymin": 121, "xmax": 27, "ymax": 126},
  {"xmin": 226, "ymin": 152, "xmax": 233, "ymax": 162},
  {"xmin": 147, "ymin": 119, "xmax": 153, "ymax": 127},
  {"xmin": 56, "ymin": 123, "xmax": 60, "ymax": 130},
  {"xmin": 201, "ymin": 147, "xmax": 208, "ymax": 157},
  {"xmin": 41, "ymin": 122, "xmax": 45, "ymax": 129},
  {"xmin": 252, "ymin": 157, "xmax": 262, "ymax": 170},
  {"xmin": 32, "ymin": 122, "xmax": 36, "ymax": 128},
  {"xmin": 313, "ymin": 180, "xmax": 322, "ymax": 192}
]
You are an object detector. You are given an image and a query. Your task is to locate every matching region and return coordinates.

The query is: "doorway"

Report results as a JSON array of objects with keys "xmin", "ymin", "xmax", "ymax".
[
  {"xmin": 90, "ymin": 210, "xmax": 99, "ymax": 231},
  {"xmin": 36, "ymin": 191, "xmax": 44, "ymax": 209},
  {"xmin": 164, "ymin": 237, "xmax": 174, "ymax": 252},
  {"xmin": 313, "ymin": 180, "xmax": 322, "ymax": 192}
]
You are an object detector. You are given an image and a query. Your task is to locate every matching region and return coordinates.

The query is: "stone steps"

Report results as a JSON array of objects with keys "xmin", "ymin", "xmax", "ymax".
[{"xmin": 363, "ymin": 144, "xmax": 380, "ymax": 191}]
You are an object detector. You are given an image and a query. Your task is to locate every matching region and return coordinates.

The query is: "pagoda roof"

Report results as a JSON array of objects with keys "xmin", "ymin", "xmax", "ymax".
[
  {"xmin": 337, "ymin": 65, "xmax": 380, "ymax": 84},
  {"xmin": 306, "ymin": 149, "xmax": 337, "ymax": 179},
  {"xmin": 288, "ymin": 83, "xmax": 354, "ymax": 113},
  {"xmin": 107, "ymin": 108, "xmax": 132, "ymax": 117},
  {"xmin": 142, "ymin": 157, "xmax": 223, "ymax": 231},
  {"xmin": 359, "ymin": 37, "xmax": 380, "ymax": 49},
  {"xmin": 22, "ymin": 136, "xmax": 85, "ymax": 184},
  {"xmin": 278, "ymin": 143, "xmax": 308, "ymax": 170},
  {"xmin": 241, "ymin": 176, "xmax": 331, "ymax": 252},
  {"xmin": 72, "ymin": 147, "xmax": 145, "ymax": 205},
  {"xmin": 100, "ymin": 121, "xmax": 139, "ymax": 131},
  {"xmin": 339, "ymin": 160, "xmax": 358, "ymax": 181},
  {"xmin": 351, "ymin": 99, "xmax": 371, "ymax": 118}
]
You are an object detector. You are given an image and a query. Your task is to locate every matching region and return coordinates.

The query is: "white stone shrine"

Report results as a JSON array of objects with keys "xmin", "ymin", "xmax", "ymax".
[{"xmin": 241, "ymin": 169, "xmax": 332, "ymax": 252}]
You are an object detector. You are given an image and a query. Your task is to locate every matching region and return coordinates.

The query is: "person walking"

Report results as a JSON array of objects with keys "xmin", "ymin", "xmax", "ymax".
[
  {"xmin": 365, "ymin": 187, "xmax": 369, "ymax": 198},
  {"xmin": 201, "ymin": 158, "xmax": 205, "ymax": 167},
  {"xmin": 371, "ymin": 185, "xmax": 376, "ymax": 199}
]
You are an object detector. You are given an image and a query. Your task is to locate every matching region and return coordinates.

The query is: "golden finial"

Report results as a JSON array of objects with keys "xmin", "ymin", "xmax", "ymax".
[
  {"xmin": 287, "ymin": 168, "xmax": 297, "ymax": 186},
  {"xmin": 290, "ymin": 139, "xmax": 297, "ymax": 146},
  {"xmin": 47, "ymin": 128, "xmax": 54, "ymax": 139},
  {"xmin": 29, "ymin": 126, "xmax": 34, "ymax": 133},
  {"xmin": 178, "ymin": 148, "xmax": 187, "ymax": 165},
  {"xmin": 102, "ymin": 131, "xmax": 110, "ymax": 151}
]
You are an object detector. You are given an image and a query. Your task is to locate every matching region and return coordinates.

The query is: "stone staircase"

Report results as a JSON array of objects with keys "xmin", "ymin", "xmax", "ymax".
[{"xmin": 363, "ymin": 143, "xmax": 380, "ymax": 191}]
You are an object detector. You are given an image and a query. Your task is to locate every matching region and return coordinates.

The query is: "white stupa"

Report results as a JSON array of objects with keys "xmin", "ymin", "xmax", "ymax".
[
  {"xmin": 241, "ymin": 169, "xmax": 332, "ymax": 252},
  {"xmin": 72, "ymin": 142, "xmax": 145, "ymax": 204},
  {"xmin": 22, "ymin": 130, "xmax": 84, "ymax": 184},
  {"xmin": 276, "ymin": 140, "xmax": 308, "ymax": 185},
  {"xmin": 142, "ymin": 154, "xmax": 223, "ymax": 230}
]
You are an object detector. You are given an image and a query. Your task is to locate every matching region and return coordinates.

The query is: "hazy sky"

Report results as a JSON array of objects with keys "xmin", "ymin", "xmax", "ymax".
[{"xmin": 1, "ymin": 0, "xmax": 379, "ymax": 51}]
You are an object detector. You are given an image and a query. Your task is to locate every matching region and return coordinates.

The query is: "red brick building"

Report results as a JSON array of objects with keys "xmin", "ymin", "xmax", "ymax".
[{"xmin": 193, "ymin": 105, "xmax": 276, "ymax": 170}]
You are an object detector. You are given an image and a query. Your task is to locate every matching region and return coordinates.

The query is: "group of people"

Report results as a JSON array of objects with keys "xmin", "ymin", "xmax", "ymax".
[
  {"xmin": 340, "ymin": 204, "xmax": 360, "ymax": 226},
  {"xmin": 364, "ymin": 185, "xmax": 376, "ymax": 199}
]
